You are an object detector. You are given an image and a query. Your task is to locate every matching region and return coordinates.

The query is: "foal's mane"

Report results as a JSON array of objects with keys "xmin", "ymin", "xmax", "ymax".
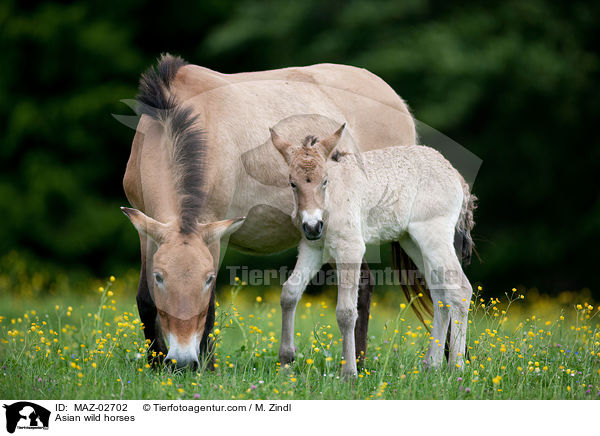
[{"xmin": 137, "ymin": 53, "xmax": 206, "ymax": 234}]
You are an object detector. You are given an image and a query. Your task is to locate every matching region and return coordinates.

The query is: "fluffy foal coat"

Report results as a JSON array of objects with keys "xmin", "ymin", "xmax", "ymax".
[{"xmin": 271, "ymin": 124, "xmax": 475, "ymax": 377}]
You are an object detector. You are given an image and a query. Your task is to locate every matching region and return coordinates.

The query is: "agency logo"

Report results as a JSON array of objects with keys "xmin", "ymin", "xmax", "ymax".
[{"xmin": 2, "ymin": 402, "xmax": 50, "ymax": 434}]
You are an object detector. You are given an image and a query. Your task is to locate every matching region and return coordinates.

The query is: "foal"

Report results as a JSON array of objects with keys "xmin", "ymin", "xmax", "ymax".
[{"xmin": 271, "ymin": 124, "xmax": 476, "ymax": 377}]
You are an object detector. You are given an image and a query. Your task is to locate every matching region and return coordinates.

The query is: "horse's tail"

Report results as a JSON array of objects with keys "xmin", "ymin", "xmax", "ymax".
[
  {"xmin": 455, "ymin": 179, "xmax": 477, "ymax": 265},
  {"xmin": 391, "ymin": 241, "xmax": 433, "ymax": 329}
]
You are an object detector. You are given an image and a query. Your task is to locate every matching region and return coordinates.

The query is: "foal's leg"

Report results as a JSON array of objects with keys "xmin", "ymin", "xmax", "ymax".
[
  {"xmin": 334, "ymin": 241, "xmax": 366, "ymax": 378},
  {"xmin": 354, "ymin": 259, "xmax": 373, "ymax": 363},
  {"xmin": 446, "ymin": 267, "xmax": 472, "ymax": 367},
  {"xmin": 408, "ymin": 220, "xmax": 471, "ymax": 369},
  {"xmin": 279, "ymin": 242, "xmax": 324, "ymax": 365}
]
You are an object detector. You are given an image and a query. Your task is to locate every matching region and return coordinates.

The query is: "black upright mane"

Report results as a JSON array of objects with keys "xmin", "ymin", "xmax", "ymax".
[
  {"xmin": 136, "ymin": 53, "xmax": 206, "ymax": 234},
  {"xmin": 302, "ymin": 135, "xmax": 319, "ymax": 147}
]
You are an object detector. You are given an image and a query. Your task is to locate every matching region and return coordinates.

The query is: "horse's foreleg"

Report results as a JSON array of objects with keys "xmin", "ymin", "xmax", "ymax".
[
  {"xmin": 199, "ymin": 241, "xmax": 221, "ymax": 368},
  {"xmin": 354, "ymin": 259, "xmax": 373, "ymax": 363},
  {"xmin": 279, "ymin": 243, "xmax": 324, "ymax": 365},
  {"xmin": 137, "ymin": 253, "xmax": 167, "ymax": 365},
  {"xmin": 335, "ymin": 242, "xmax": 365, "ymax": 379}
]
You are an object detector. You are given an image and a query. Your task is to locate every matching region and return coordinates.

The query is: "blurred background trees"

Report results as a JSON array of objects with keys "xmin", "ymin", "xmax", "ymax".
[{"xmin": 1, "ymin": 0, "xmax": 598, "ymax": 295}]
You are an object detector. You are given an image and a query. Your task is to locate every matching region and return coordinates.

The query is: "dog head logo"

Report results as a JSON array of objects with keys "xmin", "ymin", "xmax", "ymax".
[{"xmin": 3, "ymin": 402, "xmax": 50, "ymax": 433}]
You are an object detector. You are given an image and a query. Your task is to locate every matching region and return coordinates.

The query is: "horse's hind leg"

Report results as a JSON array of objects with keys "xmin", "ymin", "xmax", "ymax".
[
  {"xmin": 447, "ymin": 269, "xmax": 472, "ymax": 367},
  {"xmin": 354, "ymin": 259, "xmax": 373, "ymax": 363},
  {"xmin": 408, "ymin": 220, "xmax": 471, "ymax": 369}
]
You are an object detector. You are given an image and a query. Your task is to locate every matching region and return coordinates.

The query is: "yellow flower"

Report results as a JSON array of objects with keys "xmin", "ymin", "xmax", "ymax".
[
  {"xmin": 110, "ymin": 276, "xmax": 116, "ymax": 282},
  {"xmin": 400, "ymin": 303, "xmax": 406, "ymax": 309},
  {"xmin": 256, "ymin": 296, "xmax": 262, "ymax": 302},
  {"xmin": 492, "ymin": 376, "xmax": 502, "ymax": 385},
  {"xmin": 306, "ymin": 358, "xmax": 314, "ymax": 365}
]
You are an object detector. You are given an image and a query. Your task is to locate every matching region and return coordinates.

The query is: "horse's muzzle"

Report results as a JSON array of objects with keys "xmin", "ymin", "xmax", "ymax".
[{"xmin": 302, "ymin": 221, "xmax": 323, "ymax": 240}]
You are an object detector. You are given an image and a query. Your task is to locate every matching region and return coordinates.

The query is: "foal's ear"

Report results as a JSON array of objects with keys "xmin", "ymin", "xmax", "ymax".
[
  {"xmin": 121, "ymin": 207, "xmax": 169, "ymax": 244},
  {"xmin": 197, "ymin": 217, "xmax": 246, "ymax": 245},
  {"xmin": 320, "ymin": 123, "xmax": 346, "ymax": 157},
  {"xmin": 270, "ymin": 128, "xmax": 295, "ymax": 165}
]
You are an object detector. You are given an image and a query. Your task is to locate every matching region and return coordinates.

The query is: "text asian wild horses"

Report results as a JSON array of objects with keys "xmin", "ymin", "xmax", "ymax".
[
  {"xmin": 122, "ymin": 54, "xmax": 418, "ymax": 369},
  {"xmin": 271, "ymin": 124, "xmax": 476, "ymax": 377}
]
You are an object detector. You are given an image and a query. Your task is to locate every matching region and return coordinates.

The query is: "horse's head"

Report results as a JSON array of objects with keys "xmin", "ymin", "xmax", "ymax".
[
  {"xmin": 271, "ymin": 124, "xmax": 345, "ymax": 240},
  {"xmin": 122, "ymin": 207, "xmax": 244, "ymax": 368}
]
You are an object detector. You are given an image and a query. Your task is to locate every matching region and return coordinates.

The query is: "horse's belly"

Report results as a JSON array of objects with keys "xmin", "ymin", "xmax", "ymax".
[{"xmin": 228, "ymin": 204, "xmax": 300, "ymax": 254}]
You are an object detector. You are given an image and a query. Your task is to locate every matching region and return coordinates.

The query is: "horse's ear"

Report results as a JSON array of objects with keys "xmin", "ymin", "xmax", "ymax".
[
  {"xmin": 121, "ymin": 207, "xmax": 168, "ymax": 244},
  {"xmin": 198, "ymin": 217, "xmax": 245, "ymax": 245},
  {"xmin": 270, "ymin": 128, "xmax": 295, "ymax": 165},
  {"xmin": 320, "ymin": 123, "xmax": 345, "ymax": 158}
]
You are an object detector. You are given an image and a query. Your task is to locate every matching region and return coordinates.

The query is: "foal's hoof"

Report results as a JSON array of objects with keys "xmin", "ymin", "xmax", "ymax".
[
  {"xmin": 279, "ymin": 348, "xmax": 295, "ymax": 366},
  {"xmin": 341, "ymin": 369, "xmax": 358, "ymax": 381}
]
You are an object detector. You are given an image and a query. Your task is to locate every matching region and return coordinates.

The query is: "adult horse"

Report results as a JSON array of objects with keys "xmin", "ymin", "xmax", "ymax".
[{"xmin": 122, "ymin": 54, "xmax": 416, "ymax": 368}]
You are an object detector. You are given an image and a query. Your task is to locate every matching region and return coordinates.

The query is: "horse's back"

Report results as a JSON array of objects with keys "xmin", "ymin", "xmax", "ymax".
[
  {"xmin": 170, "ymin": 62, "xmax": 416, "ymax": 150},
  {"xmin": 172, "ymin": 63, "xmax": 410, "ymax": 112}
]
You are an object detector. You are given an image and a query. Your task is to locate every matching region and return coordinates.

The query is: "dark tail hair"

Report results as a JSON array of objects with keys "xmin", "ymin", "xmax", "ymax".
[
  {"xmin": 455, "ymin": 180, "xmax": 477, "ymax": 265},
  {"xmin": 391, "ymin": 241, "xmax": 433, "ymax": 329}
]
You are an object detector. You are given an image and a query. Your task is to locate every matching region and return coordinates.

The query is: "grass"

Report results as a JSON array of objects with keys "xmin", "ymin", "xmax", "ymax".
[{"xmin": 0, "ymin": 272, "xmax": 599, "ymax": 400}]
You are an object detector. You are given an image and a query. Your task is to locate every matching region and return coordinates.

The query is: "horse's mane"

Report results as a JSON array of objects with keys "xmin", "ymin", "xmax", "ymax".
[{"xmin": 136, "ymin": 53, "xmax": 206, "ymax": 234}]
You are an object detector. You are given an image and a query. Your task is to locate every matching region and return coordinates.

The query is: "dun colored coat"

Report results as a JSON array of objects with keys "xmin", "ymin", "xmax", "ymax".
[{"xmin": 122, "ymin": 54, "xmax": 417, "ymax": 368}]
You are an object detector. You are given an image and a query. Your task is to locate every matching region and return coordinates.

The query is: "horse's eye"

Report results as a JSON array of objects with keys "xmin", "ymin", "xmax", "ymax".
[
  {"xmin": 205, "ymin": 273, "xmax": 215, "ymax": 287},
  {"xmin": 290, "ymin": 181, "xmax": 297, "ymax": 189},
  {"xmin": 322, "ymin": 179, "xmax": 328, "ymax": 187},
  {"xmin": 154, "ymin": 272, "xmax": 164, "ymax": 286}
]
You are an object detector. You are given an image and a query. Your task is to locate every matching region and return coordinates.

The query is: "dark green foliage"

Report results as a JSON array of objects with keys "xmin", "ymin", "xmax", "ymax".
[{"xmin": 1, "ymin": 0, "xmax": 598, "ymax": 293}]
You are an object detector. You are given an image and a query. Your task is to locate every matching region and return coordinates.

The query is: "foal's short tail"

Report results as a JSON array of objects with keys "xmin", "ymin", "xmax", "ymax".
[
  {"xmin": 455, "ymin": 180, "xmax": 477, "ymax": 265},
  {"xmin": 391, "ymin": 242, "xmax": 433, "ymax": 329}
]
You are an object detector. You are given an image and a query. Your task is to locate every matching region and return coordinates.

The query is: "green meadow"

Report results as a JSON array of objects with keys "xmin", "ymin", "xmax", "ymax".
[{"xmin": 1, "ymin": 264, "xmax": 598, "ymax": 400}]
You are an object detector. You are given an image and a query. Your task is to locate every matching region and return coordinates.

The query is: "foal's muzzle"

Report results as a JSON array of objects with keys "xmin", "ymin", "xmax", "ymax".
[{"xmin": 302, "ymin": 220, "xmax": 324, "ymax": 240}]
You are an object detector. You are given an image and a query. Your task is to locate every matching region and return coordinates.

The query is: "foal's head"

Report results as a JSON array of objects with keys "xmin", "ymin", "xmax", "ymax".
[
  {"xmin": 271, "ymin": 124, "xmax": 345, "ymax": 240},
  {"xmin": 122, "ymin": 207, "xmax": 244, "ymax": 368}
]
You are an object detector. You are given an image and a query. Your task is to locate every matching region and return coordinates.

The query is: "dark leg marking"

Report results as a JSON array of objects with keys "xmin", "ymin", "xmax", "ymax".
[
  {"xmin": 199, "ymin": 280, "xmax": 216, "ymax": 370},
  {"xmin": 355, "ymin": 258, "xmax": 373, "ymax": 363},
  {"xmin": 136, "ymin": 258, "xmax": 167, "ymax": 365}
]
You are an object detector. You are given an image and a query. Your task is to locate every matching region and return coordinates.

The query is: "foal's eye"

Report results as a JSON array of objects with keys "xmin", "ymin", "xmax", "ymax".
[
  {"xmin": 154, "ymin": 272, "xmax": 164, "ymax": 286},
  {"xmin": 322, "ymin": 179, "xmax": 328, "ymax": 187},
  {"xmin": 205, "ymin": 273, "xmax": 215, "ymax": 287},
  {"xmin": 290, "ymin": 181, "xmax": 297, "ymax": 189}
]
